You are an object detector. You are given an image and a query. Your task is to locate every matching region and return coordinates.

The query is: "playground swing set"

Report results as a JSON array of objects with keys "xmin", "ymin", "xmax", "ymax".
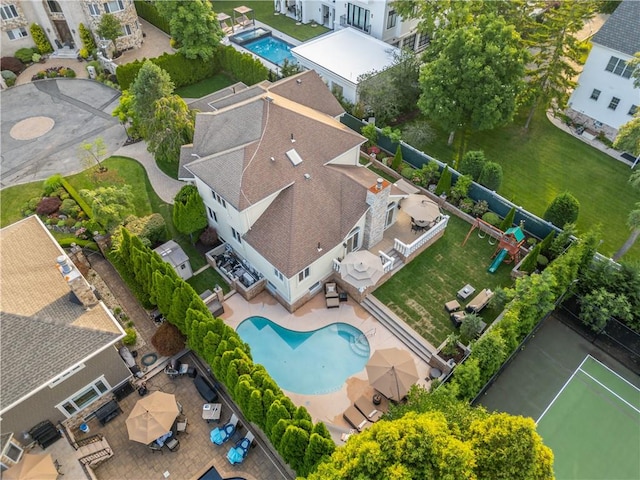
[{"xmin": 462, "ymin": 218, "xmax": 526, "ymax": 273}]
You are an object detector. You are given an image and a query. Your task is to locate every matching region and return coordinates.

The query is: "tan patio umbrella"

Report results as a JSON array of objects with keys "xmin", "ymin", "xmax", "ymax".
[
  {"xmin": 401, "ymin": 194, "xmax": 440, "ymax": 223},
  {"xmin": 366, "ymin": 347, "xmax": 419, "ymax": 401},
  {"xmin": 4, "ymin": 453, "xmax": 58, "ymax": 480},
  {"xmin": 339, "ymin": 250, "xmax": 385, "ymax": 291},
  {"xmin": 126, "ymin": 391, "xmax": 180, "ymax": 444}
]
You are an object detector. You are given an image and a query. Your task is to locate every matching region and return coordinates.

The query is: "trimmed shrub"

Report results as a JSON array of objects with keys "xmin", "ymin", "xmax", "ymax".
[
  {"xmin": 435, "ymin": 164, "xmax": 452, "ymax": 197},
  {"xmin": 121, "ymin": 213, "xmax": 167, "ymax": 247},
  {"xmin": 1, "ymin": 57, "xmax": 25, "ymax": 75},
  {"xmin": 122, "ymin": 327, "xmax": 137, "ymax": 346},
  {"xmin": 519, "ymin": 244, "xmax": 541, "ymax": 273},
  {"xmin": 544, "ymin": 192, "xmax": 580, "ymax": 227},
  {"xmin": 499, "ymin": 206, "xmax": 516, "ymax": 232},
  {"xmin": 1, "ymin": 70, "xmax": 17, "ymax": 87},
  {"xmin": 36, "ymin": 197, "xmax": 61, "ymax": 215},
  {"xmin": 482, "ymin": 212, "xmax": 501, "ymax": 226},
  {"xmin": 59, "ymin": 198, "xmax": 80, "ymax": 217},
  {"xmin": 471, "ymin": 200, "xmax": 489, "ymax": 218},
  {"xmin": 32, "ymin": 53, "xmax": 41, "ymax": 63},
  {"xmin": 420, "ymin": 161, "xmax": 440, "ymax": 186},
  {"xmin": 30, "ymin": 24, "xmax": 53, "ymax": 54},
  {"xmin": 199, "ymin": 226, "xmax": 219, "ymax": 246},
  {"xmin": 15, "ymin": 47, "xmax": 36, "ymax": 64},
  {"xmin": 151, "ymin": 322, "xmax": 187, "ymax": 356},
  {"xmin": 391, "ymin": 145, "xmax": 403, "ymax": 172},
  {"xmin": 60, "ymin": 178, "xmax": 93, "ymax": 218},
  {"xmin": 401, "ymin": 166, "xmax": 415, "ymax": 179},
  {"xmin": 459, "ymin": 150, "xmax": 486, "ymax": 181},
  {"xmin": 478, "ymin": 162, "xmax": 503, "ymax": 191},
  {"xmin": 134, "ymin": 0, "xmax": 171, "ymax": 34},
  {"xmin": 78, "ymin": 23, "xmax": 96, "ymax": 54},
  {"xmin": 450, "ymin": 174, "xmax": 472, "ymax": 205}
]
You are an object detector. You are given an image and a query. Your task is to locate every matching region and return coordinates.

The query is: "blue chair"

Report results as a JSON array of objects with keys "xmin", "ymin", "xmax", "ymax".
[
  {"xmin": 226, "ymin": 431, "xmax": 254, "ymax": 465},
  {"xmin": 210, "ymin": 414, "xmax": 238, "ymax": 445}
]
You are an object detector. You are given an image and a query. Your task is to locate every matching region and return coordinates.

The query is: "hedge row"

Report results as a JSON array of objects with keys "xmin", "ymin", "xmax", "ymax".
[
  {"xmin": 134, "ymin": 0, "xmax": 170, "ymax": 34},
  {"xmin": 115, "ymin": 229, "xmax": 335, "ymax": 476},
  {"xmin": 60, "ymin": 178, "xmax": 93, "ymax": 219}
]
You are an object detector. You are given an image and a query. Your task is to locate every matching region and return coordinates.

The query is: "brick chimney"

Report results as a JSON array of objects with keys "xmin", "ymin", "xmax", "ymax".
[
  {"xmin": 363, "ymin": 178, "xmax": 391, "ymax": 249},
  {"xmin": 56, "ymin": 255, "xmax": 98, "ymax": 308}
]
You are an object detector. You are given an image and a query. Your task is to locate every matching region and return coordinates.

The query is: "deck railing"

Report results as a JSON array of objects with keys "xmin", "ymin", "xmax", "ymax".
[{"xmin": 394, "ymin": 215, "xmax": 449, "ymax": 258}]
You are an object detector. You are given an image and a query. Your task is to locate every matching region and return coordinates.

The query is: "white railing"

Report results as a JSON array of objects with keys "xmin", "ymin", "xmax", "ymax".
[
  {"xmin": 332, "ymin": 258, "xmax": 341, "ymax": 272},
  {"xmin": 394, "ymin": 215, "xmax": 449, "ymax": 258},
  {"xmin": 379, "ymin": 250, "xmax": 394, "ymax": 272}
]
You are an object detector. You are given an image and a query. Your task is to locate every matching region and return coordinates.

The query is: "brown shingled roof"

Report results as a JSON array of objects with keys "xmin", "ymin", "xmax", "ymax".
[{"xmin": 268, "ymin": 70, "xmax": 345, "ymax": 118}]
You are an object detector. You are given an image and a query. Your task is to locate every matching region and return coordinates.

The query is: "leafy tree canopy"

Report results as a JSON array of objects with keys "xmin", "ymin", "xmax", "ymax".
[
  {"xmin": 131, "ymin": 61, "xmax": 174, "ymax": 137},
  {"xmin": 543, "ymin": 191, "xmax": 580, "ymax": 227},
  {"xmin": 96, "ymin": 13, "xmax": 122, "ymax": 45},
  {"xmin": 146, "ymin": 94, "xmax": 195, "ymax": 171},
  {"xmin": 172, "ymin": 184, "xmax": 207, "ymax": 242}
]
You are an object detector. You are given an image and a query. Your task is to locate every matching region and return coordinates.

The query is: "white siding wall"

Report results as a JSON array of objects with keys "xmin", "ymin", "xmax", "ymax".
[
  {"xmin": 568, "ymin": 44, "xmax": 639, "ymax": 130},
  {"xmin": 326, "ymin": 146, "xmax": 361, "ymax": 166},
  {"xmin": 291, "ymin": 53, "xmax": 358, "ymax": 103}
]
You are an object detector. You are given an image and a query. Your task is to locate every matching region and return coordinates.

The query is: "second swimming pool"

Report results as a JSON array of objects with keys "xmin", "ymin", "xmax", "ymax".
[{"xmin": 236, "ymin": 317, "xmax": 370, "ymax": 395}]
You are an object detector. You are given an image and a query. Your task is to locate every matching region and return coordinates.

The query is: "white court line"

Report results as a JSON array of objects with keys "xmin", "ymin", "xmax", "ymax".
[
  {"xmin": 582, "ymin": 355, "xmax": 640, "ymax": 394},
  {"xmin": 578, "ymin": 369, "xmax": 640, "ymax": 416},
  {"xmin": 536, "ymin": 356, "xmax": 590, "ymax": 424}
]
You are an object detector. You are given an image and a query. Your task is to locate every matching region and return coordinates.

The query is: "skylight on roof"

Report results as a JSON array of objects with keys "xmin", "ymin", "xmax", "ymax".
[{"xmin": 286, "ymin": 148, "xmax": 303, "ymax": 166}]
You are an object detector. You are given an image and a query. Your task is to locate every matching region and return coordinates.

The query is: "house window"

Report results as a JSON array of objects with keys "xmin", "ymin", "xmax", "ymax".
[
  {"xmin": 56, "ymin": 377, "xmax": 111, "ymax": 417},
  {"xmin": 211, "ymin": 190, "xmax": 226, "ymax": 208},
  {"xmin": 47, "ymin": 0, "xmax": 62, "ymax": 13},
  {"xmin": 629, "ymin": 105, "xmax": 638, "ymax": 116},
  {"xmin": 88, "ymin": 3, "xmax": 100, "ymax": 16},
  {"xmin": 345, "ymin": 227, "xmax": 361, "ymax": 254},
  {"xmin": 7, "ymin": 27, "xmax": 28, "ymax": 40},
  {"xmin": 1, "ymin": 4, "xmax": 18, "ymax": 20},
  {"xmin": 590, "ymin": 89, "xmax": 601, "ymax": 100},
  {"xmin": 122, "ymin": 24, "xmax": 132, "ymax": 35},
  {"xmin": 386, "ymin": 9, "xmax": 397, "ymax": 29},
  {"xmin": 274, "ymin": 268, "xmax": 284, "ymax": 282},
  {"xmin": 347, "ymin": 3, "xmax": 370, "ymax": 33},
  {"xmin": 385, "ymin": 202, "xmax": 397, "ymax": 228},
  {"xmin": 208, "ymin": 207, "xmax": 217, "ymax": 222},
  {"xmin": 103, "ymin": 0, "xmax": 124, "ymax": 13},
  {"xmin": 608, "ymin": 97, "xmax": 620, "ymax": 110},
  {"xmin": 231, "ymin": 227, "xmax": 241, "ymax": 243},
  {"xmin": 402, "ymin": 33, "xmax": 417, "ymax": 51},
  {"xmin": 605, "ymin": 56, "xmax": 633, "ymax": 79},
  {"xmin": 298, "ymin": 267, "xmax": 310, "ymax": 282},
  {"xmin": 416, "ymin": 33, "xmax": 430, "ymax": 51}
]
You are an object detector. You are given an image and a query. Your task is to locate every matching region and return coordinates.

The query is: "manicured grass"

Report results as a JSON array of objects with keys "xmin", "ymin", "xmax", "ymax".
[
  {"xmin": 404, "ymin": 107, "xmax": 640, "ymax": 261},
  {"xmin": 175, "ymin": 73, "xmax": 236, "ymax": 99},
  {"xmin": 0, "ymin": 181, "xmax": 45, "ymax": 228},
  {"xmin": 373, "ymin": 214, "xmax": 514, "ymax": 347},
  {"xmin": 174, "ymin": 236, "xmax": 208, "ymax": 271},
  {"xmin": 213, "ymin": 1, "xmax": 329, "ymax": 41},
  {"xmin": 187, "ymin": 266, "xmax": 231, "ymax": 295}
]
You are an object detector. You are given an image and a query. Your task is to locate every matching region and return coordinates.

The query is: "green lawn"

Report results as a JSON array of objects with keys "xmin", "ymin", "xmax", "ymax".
[
  {"xmin": 404, "ymin": 107, "xmax": 640, "ymax": 262},
  {"xmin": 0, "ymin": 181, "xmax": 44, "ymax": 228},
  {"xmin": 213, "ymin": 1, "xmax": 329, "ymax": 41},
  {"xmin": 175, "ymin": 73, "xmax": 236, "ymax": 99},
  {"xmin": 373, "ymin": 215, "xmax": 514, "ymax": 347},
  {"xmin": 187, "ymin": 266, "xmax": 231, "ymax": 295}
]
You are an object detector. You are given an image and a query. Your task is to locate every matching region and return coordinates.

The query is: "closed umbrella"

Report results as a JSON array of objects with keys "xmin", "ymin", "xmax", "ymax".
[
  {"xmin": 4, "ymin": 453, "xmax": 58, "ymax": 480},
  {"xmin": 126, "ymin": 391, "xmax": 180, "ymax": 444},
  {"xmin": 340, "ymin": 250, "xmax": 385, "ymax": 291},
  {"xmin": 401, "ymin": 194, "xmax": 440, "ymax": 224},
  {"xmin": 366, "ymin": 347, "xmax": 419, "ymax": 401}
]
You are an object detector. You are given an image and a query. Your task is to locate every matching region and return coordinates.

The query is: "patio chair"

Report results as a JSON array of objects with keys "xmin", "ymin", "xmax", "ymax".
[
  {"xmin": 343, "ymin": 405, "xmax": 372, "ymax": 432},
  {"xmin": 325, "ymin": 282, "xmax": 340, "ymax": 309},
  {"xmin": 211, "ymin": 413, "xmax": 239, "ymax": 445},
  {"xmin": 226, "ymin": 431, "xmax": 254, "ymax": 465},
  {"xmin": 450, "ymin": 310, "xmax": 466, "ymax": 328},
  {"xmin": 165, "ymin": 437, "xmax": 180, "ymax": 452},
  {"xmin": 176, "ymin": 416, "xmax": 188, "ymax": 435},
  {"xmin": 466, "ymin": 289, "xmax": 494, "ymax": 313},
  {"xmin": 354, "ymin": 395, "xmax": 384, "ymax": 422},
  {"xmin": 148, "ymin": 441, "xmax": 163, "ymax": 454}
]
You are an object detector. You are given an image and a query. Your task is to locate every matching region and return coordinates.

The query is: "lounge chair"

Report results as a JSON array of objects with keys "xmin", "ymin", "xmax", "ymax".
[
  {"xmin": 450, "ymin": 310, "xmax": 466, "ymax": 328},
  {"xmin": 466, "ymin": 289, "xmax": 494, "ymax": 313},
  {"xmin": 226, "ymin": 431, "xmax": 254, "ymax": 465},
  {"xmin": 211, "ymin": 413, "xmax": 238, "ymax": 445},
  {"xmin": 343, "ymin": 405, "xmax": 372, "ymax": 432},
  {"xmin": 444, "ymin": 299, "xmax": 461, "ymax": 313},
  {"xmin": 354, "ymin": 395, "xmax": 384, "ymax": 422},
  {"xmin": 325, "ymin": 282, "xmax": 340, "ymax": 309}
]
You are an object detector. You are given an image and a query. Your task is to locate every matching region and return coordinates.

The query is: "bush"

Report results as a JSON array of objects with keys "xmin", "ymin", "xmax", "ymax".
[
  {"xmin": 450, "ymin": 174, "xmax": 472, "ymax": 205},
  {"xmin": 120, "ymin": 213, "xmax": 167, "ymax": 247},
  {"xmin": 151, "ymin": 322, "xmax": 186, "ymax": 356},
  {"xmin": 32, "ymin": 53, "xmax": 41, "ymax": 63},
  {"xmin": 199, "ymin": 226, "xmax": 219, "ymax": 246},
  {"xmin": 471, "ymin": 200, "xmax": 489, "ymax": 218},
  {"xmin": 459, "ymin": 150, "xmax": 486, "ymax": 181},
  {"xmin": 458, "ymin": 197, "xmax": 475, "ymax": 214},
  {"xmin": 435, "ymin": 164, "xmax": 452, "ymax": 197},
  {"xmin": 30, "ymin": 23, "xmax": 53, "ymax": 54},
  {"xmin": 1, "ymin": 70, "xmax": 17, "ymax": 87},
  {"xmin": 64, "ymin": 68, "xmax": 76, "ymax": 78},
  {"xmin": 482, "ymin": 212, "xmax": 501, "ymax": 226},
  {"xmin": 401, "ymin": 166, "xmax": 415, "ymax": 179},
  {"xmin": 419, "ymin": 161, "xmax": 440, "ymax": 186},
  {"xmin": 15, "ymin": 47, "xmax": 36, "ymax": 64},
  {"xmin": 60, "ymin": 178, "xmax": 93, "ymax": 219},
  {"xmin": 59, "ymin": 198, "xmax": 80, "ymax": 217},
  {"xmin": 134, "ymin": 0, "xmax": 171, "ymax": 34},
  {"xmin": 478, "ymin": 162, "xmax": 503, "ymax": 191},
  {"xmin": 36, "ymin": 197, "xmax": 62, "ymax": 215},
  {"xmin": 1, "ymin": 57, "xmax": 25, "ymax": 75},
  {"xmin": 78, "ymin": 23, "xmax": 96, "ymax": 53},
  {"xmin": 122, "ymin": 327, "xmax": 137, "ymax": 346},
  {"xmin": 544, "ymin": 192, "xmax": 580, "ymax": 227}
]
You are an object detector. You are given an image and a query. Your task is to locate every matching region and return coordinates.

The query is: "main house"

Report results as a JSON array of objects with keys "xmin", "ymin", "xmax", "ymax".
[
  {"xmin": 567, "ymin": 0, "xmax": 639, "ymax": 137},
  {"xmin": 180, "ymin": 71, "xmax": 446, "ymax": 312},
  {"xmin": 0, "ymin": 0, "xmax": 142, "ymax": 58},
  {"xmin": 273, "ymin": 0, "xmax": 427, "ymax": 52},
  {"xmin": 0, "ymin": 216, "xmax": 131, "ymax": 469}
]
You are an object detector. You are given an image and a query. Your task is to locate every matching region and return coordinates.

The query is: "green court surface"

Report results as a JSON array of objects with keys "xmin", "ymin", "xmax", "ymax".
[{"xmin": 536, "ymin": 356, "xmax": 640, "ymax": 480}]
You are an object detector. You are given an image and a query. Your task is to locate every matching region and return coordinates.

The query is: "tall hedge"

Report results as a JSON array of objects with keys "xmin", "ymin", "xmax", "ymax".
[
  {"xmin": 134, "ymin": 0, "xmax": 171, "ymax": 34},
  {"xmin": 216, "ymin": 45, "xmax": 269, "ymax": 86},
  {"xmin": 78, "ymin": 23, "xmax": 96, "ymax": 53},
  {"xmin": 30, "ymin": 24, "xmax": 52, "ymax": 54}
]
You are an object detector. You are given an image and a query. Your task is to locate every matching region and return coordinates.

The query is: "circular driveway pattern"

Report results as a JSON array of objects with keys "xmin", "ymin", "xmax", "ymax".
[
  {"xmin": 0, "ymin": 78, "xmax": 125, "ymax": 188},
  {"xmin": 10, "ymin": 116, "xmax": 55, "ymax": 140}
]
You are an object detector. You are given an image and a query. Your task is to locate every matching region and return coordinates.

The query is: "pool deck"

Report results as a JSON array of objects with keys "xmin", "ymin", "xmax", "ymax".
[{"xmin": 220, "ymin": 290, "xmax": 432, "ymax": 443}]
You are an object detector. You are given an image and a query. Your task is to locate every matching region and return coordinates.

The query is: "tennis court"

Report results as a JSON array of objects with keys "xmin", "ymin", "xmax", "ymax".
[{"xmin": 536, "ymin": 355, "xmax": 640, "ymax": 480}]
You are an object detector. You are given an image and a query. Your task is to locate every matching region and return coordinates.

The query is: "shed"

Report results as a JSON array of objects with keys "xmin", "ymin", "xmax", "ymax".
[{"xmin": 154, "ymin": 240, "xmax": 193, "ymax": 280}]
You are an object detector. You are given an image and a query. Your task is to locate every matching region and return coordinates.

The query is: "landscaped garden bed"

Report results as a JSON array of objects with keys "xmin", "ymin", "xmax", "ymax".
[{"xmin": 31, "ymin": 66, "xmax": 76, "ymax": 80}]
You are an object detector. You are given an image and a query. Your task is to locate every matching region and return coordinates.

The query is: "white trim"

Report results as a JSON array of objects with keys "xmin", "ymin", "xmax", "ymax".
[
  {"xmin": 536, "ymin": 355, "xmax": 589, "ymax": 424},
  {"xmin": 49, "ymin": 363, "xmax": 85, "ymax": 388},
  {"xmin": 55, "ymin": 375, "xmax": 111, "ymax": 418}
]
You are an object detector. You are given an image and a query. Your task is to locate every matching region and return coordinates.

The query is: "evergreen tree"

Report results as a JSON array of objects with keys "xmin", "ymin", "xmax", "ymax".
[
  {"xmin": 172, "ymin": 185, "xmax": 208, "ymax": 243},
  {"xmin": 96, "ymin": 13, "xmax": 123, "ymax": 55},
  {"xmin": 435, "ymin": 164, "xmax": 452, "ymax": 196},
  {"xmin": 265, "ymin": 400, "xmax": 291, "ymax": 438},
  {"xmin": 280, "ymin": 425, "xmax": 310, "ymax": 474},
  {"xmin": 248, "ymin": 389, "xmax": 265, "ymax": 428},
  {"xmin": 391, "ymin": 144, "xmax": 403, "ymax": 172},
  {"xmin": 544, "ymin": 192, "xmax": 580, "ymax": 227},
  {"xmin": 459, "ymin": 150, "xmax": 487, "ymax": 181},
  {"xmin": 499, "ymin": 207, "xmax": 516, "ymax": 232},
  {"xmin": 478, "ymin": 162, "xmax": 503, "ymax": 191},
  {"xmin": 520, "ymin": 244, "xmax": 541, "ymax": 274},
  {"xmin": 131, "ymin": 61, "xmax": 174, "ymax": 138}
]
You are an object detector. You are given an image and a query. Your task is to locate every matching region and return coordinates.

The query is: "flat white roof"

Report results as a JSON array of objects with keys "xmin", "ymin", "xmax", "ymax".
[{"xmin": 291, "ymin": 28, "xmax": 399, "ymax": 85}]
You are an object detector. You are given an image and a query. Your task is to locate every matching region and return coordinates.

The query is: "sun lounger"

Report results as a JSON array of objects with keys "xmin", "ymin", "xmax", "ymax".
[
  {"xmin": 210, "ymin": 413, "xmax": 238, "ymax": 445},
  {"xmin": 355, "ymin": 395, "xmax": 384, "ymax": 422},
  {"xmin": 466, "ymin": 288, "xmax": 494, "ymax": 313},
  {"xmin": 450, "ymin": 310, "xmax": 466, "ymax": 328},
  {"xmin": 226, "ymin": 431, "xmax": 254, "ymax": 465},
  {"xmin": 343, "ymin": 405, "xmax": 372, "ymax": 432},
  {"xmin": 325, "ymin": 282, "xmax": 340, "ymax": 308}
]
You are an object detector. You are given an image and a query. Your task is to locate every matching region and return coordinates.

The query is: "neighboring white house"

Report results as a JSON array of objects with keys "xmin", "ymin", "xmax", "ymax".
[
  {"xmin": 291, "ymin": 27, "xmax": 400, "ymax": 104},
  {"xmin": 179, "ymin": 71, "xmax": 414, "ymax": 312},
  {"xmin": 1, "ymin": 0, "xmax": 142, "ymax": 58},
  {"xmin": 274, "ymin": 0, "xmax": 426, "ymax": 51},
  {"xmin": 154, "ymin": 240, "xmax": 193, "ymax": 281},
  {"xmin": 567, "ymin": 0, "xmax": 639, "ymax": 136}
]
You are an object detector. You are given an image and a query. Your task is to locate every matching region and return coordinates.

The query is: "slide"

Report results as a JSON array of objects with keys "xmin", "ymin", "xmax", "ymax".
[{"xmin": 488, "ymin": 249, "xmax": 508, "ymax": 273}]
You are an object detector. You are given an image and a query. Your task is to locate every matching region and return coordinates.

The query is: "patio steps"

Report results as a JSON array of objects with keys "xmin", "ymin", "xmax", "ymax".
[
  {"xmin": 361, "ymin": 296, "xmax": 435, "ymax": 365},
  {"xmin": 384, "ymin": 249, "xmax": 404, "ymax": 272}
]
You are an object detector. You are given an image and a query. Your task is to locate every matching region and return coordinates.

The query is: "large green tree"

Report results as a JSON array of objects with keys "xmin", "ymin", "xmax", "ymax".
[
  {"xmin": 95, "ymin": 13, "xmax": 122, "ymax": 54},
  {"xmin": 417, "ymin": 13, "xmax": 527, "ymax": 154},
  {"xmin": 131, "ymin": 61, "xmax": 174, "ymax": 138},
  {"xmin": 612, "ymin": 171, "xmax": 640, "ymax": 261},
  {"xmin": 172, "ymin": 185, "xmax": 207, "ymax": 243},
  {"xmin": 613, "ymin": 114, "xmax": 640, "ymax": 159},
  {"xmin": 80, "ymin": 185, "xmax": 134, "ymax": 231},
  {"xmin": 155, "ymin": 0, "xmax": 222, "ymax": 60}
]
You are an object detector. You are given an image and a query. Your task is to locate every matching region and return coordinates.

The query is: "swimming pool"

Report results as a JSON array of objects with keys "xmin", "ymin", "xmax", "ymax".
[
  {"xmin": 243, "ymin": 36, "xmax": 296, "ymax": 67},
  {"xmin": 230, "ymin": 27, "xmax": 270, "ymax": 44},
  {"xmin": 236, "ymin": 317, "xmax": 370, "ymax": 395}
]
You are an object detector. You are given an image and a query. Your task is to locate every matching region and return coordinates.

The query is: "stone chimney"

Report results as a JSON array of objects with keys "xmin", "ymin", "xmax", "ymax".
[
  {"xmin": 56, "ymin": 255, "xmax": 98, "ymax": 308},
  {"xmin": 363, "ymin": 178, "xmax": 391, "ymax": 249}
]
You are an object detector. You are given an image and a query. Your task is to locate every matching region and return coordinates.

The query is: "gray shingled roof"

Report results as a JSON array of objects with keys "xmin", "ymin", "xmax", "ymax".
[
  {"xmin": 592, "ymin": 0, "xmax": 640, "ymax": 56},
  {"xmin": 0, "ymin": 216, "xmax": 122, "ymax": 412},
  {"xmin": 154, "ymin": 240, "xmax": 189, "ymax": 268}
]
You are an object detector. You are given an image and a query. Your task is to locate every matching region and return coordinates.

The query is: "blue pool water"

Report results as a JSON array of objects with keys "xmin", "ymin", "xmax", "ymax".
[
  {"xmin": 232, "ymin": 27, "xmax": 270, "ymax": 43},
  {"xmin": 236, "ymin": 317, "xmax": 370, "ymax": 395},
  {"xmin": 243, "ymin": 36, "xmax": 296, "ymax": 66}
]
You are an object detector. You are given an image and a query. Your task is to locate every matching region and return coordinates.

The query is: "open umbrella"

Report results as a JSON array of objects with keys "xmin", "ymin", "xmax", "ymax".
[
  {"xmin": 366, "ymin": 347, "xmax": 419, "ymax": 401},
  {"xmin": 401, "ymin": 194, "xmax": 440, "ymax": 224},
  {"xmin": 126, "ymin": 391, "xmax": 180, "ymax": 444},
  {"xmin": 4, "ymin": 453, "xmax": 58, "ymax": 480},
  {"xmin": 339, "ymin": 250, "xmax": 385, "ymax": 291}
]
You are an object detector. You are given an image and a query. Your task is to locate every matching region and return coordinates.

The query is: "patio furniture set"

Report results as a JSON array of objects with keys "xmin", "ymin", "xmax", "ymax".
[
  {"xmin": 324, "ymin": 282, "xmax": 348, "ymax": 308},
  {"xmin": 445, "ymin": 285, "xmax": 494, "ymax": 333},
  {"xmin": 210, "ymin": 413, "xmax": 255, "ymax": 465}
]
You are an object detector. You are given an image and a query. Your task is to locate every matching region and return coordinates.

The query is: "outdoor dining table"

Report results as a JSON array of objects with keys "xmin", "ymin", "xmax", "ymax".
[{"xmin": 414, "ymin": 218, "xmax": 430, "ymax": 227}]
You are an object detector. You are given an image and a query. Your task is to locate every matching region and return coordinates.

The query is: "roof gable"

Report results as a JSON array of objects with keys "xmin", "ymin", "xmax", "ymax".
[
  {"xmin": 267, "ymin": 70, "xmax": 345, "ymax": 117},
  {"xmin": 592, "ymin": 0, "xmax": 640, "ymax": 56}
]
